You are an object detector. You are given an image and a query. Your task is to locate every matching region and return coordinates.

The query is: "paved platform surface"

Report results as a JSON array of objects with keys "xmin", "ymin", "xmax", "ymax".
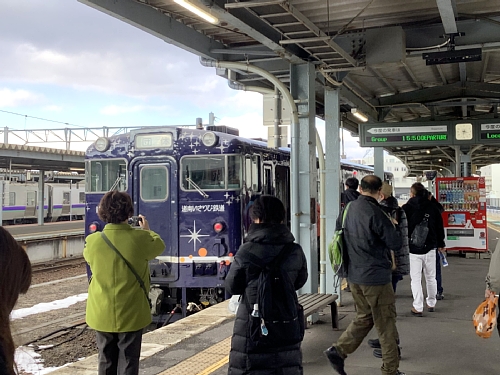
[{"xmin": 48, "ymin": 224, "xmax": 500, "ymax": 375}]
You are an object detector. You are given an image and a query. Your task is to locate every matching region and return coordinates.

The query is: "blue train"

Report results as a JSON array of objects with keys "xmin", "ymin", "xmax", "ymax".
[{"xmin": 85, "ymin": 125, "xmax": 392, "ymax": 321}]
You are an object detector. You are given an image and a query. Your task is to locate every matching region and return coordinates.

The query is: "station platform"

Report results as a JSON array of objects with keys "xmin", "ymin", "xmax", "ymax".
[{"xmin": 49, "ymin": 250, "xmax": 498, "ymax": 375}]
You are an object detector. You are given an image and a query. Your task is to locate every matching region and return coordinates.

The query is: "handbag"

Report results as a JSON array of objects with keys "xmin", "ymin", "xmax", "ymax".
[
  {"xmin": 100, "ymin": 232, "xmax": 153, "ymax": 310},
  {"xmin": 472, "ymin": 294, "xmax": 498, "ymax": 339}
]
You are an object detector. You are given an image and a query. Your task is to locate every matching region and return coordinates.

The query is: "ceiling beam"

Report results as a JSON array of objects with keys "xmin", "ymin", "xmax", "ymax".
[
  {"xmin": 436, "ymin": 0, "xmax": 458, "ymax": 34},
  {"xmin": 78, "ymin": 0, "xmax": 225, "ymax": 59},
  {"xmin": 371, "ymin": 82, "xmax": 500, "ymax": 107}
]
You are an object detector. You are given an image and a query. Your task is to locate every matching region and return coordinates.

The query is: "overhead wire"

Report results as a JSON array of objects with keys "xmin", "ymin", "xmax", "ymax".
[{"xmin": 0, "ymin": 109, "xmax": 86, "ymax": 129}]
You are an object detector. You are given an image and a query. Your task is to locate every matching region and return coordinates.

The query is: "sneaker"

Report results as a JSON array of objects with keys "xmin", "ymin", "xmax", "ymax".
[
  {"xmin": 373, "ymin": 346, "xmax": 402, "ymax": 359},
  {"xmin": 436, "ymin": 292, "xmax": 444, "ymax": 300},
  {"xmin": 324, "ymin": 346, "xmax": 347, "ymax": 375},
  {"xmin": 427, "ymin": 305, "xmax": 435, "ymax": 312},
  {"xmin": 395, "ymin": 371, "xmax": 406, "ymax": 375},
  {"xmin": 368, "ymin": 338, "xmax": 381, "ymax": 348},
  {"xmin": 411, "ymin": 307, "xmax": 423, "ymax": 317}
]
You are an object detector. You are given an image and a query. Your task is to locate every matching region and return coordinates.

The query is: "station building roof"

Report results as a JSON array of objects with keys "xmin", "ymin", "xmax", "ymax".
[{"xmin": 80, "ymin": 0, "xmax": 500, "ymax": 175}]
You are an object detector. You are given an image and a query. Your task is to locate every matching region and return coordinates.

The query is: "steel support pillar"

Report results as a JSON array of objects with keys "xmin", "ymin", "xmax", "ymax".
[
  {"xmin": 37, "ymin": 171, "xmax": 45, "ymax": 225},
  {"xmin": 374, "ymin": 147, "xmax": 385, "ymax": 180},
  {"xmin": 290, "ymin": 63, "xmax": 317, "ymax": 295},
  {"xmin": 324, "ymin": 88, "xmax": 342, "ymax": 298},
  {"xmin": 455, "ymin": 146, "xmax": 461, "ymax": 177}
]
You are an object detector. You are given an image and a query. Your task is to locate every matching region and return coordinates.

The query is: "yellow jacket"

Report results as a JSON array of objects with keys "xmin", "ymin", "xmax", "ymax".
[{"xmin": 84, "ymin": 223, "xmax": 165, "ymax": 332}]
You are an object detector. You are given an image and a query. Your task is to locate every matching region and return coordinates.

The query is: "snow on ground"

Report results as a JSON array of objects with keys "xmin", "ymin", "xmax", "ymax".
[
  {"xmin": 11, "ymin": 293, "xmax": 88, "ymax": 320},
  {"xmin": 15, "ymin": 346, "xmax": 68, "ymax": 375}
]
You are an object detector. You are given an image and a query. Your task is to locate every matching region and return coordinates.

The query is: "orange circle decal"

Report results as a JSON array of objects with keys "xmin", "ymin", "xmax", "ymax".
[
  {"xmin": 180, "ymin": 257, "xmax": 185, "ymax": 263},
  {"xmin": 189, "ymin": 254, "xmax": 193, "ymax": 259},
  {"xmin": 198, "ymin": 248, "xmax": 208, "ymax": 257}
]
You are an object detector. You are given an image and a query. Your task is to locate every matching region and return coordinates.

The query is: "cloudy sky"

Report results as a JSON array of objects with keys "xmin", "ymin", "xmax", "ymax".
[{"xmin": 0, "ymin": 0, "xmax": 366, "ymax": 158}]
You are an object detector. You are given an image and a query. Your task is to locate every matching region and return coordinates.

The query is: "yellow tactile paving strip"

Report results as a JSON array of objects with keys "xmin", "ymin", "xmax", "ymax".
[
  {"xmin": 157, "ymin": 337, "xmax": 231, "ymax": 375},
  {"xmin": 47, "ymin": 301, "xmax": 235, "ymax": 374}
]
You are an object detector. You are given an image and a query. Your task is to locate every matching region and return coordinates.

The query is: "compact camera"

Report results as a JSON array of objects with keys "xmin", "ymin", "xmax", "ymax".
[{"xmin": 128, "ymin": 216, "xmax": 143, "ymax": 226}]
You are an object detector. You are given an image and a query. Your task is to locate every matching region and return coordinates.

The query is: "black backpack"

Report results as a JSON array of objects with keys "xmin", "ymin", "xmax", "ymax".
[{"xmin": 246, "ymin": 243, "xmax": 305, "ymax": 349}]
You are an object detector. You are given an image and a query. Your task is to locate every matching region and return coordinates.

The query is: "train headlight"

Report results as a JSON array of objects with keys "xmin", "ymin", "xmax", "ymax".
[
  {"xmin": 94, "ymin": 137, "xmax": 110, "ymax": 152},
  {"xmin": 201, "ymin": 132, "xmax": 218, "ymax": 147}
]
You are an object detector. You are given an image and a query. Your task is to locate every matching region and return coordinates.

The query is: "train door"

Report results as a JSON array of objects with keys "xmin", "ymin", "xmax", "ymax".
[
  {"xmin": 275, "ymin": 165, "xmax": 290, "ymax": 226},
  {"xmin": 62, "ymin": 191, "xmax": 71, "ymax": 216},
  {"xmin": 25, "ymin": 190, "xmax": 36, "ymax": 219},
  {"xmin": 263, "ymin": 164, "xmax": 273, "ymax": 195},
  {"xmin": 132, "ymin": 159, "xmax": 179, "ymax": 282}
]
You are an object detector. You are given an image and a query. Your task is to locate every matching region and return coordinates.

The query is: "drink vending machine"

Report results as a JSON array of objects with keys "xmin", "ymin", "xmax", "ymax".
[{"xmin": 435, "ymin": 177, "xmax": 487, "ymax": 252}]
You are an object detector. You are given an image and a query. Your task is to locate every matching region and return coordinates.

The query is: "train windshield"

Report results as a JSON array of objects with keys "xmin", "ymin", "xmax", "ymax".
[
  {"xmin": 86, "ymin": 159, "xmax": 127, "ymax": 192},
  {"xmin": 181, "ymin": 155, "xmax": 242, "ymax": 191}
]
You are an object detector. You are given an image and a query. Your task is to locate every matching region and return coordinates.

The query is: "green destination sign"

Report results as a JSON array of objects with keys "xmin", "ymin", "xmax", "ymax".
[{"xmin": 480, "ymin": 124, "xmax": 500, "ymax": 142}]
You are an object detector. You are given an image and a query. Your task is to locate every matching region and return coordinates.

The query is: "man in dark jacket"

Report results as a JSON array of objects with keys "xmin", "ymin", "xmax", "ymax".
[
  {"xmin": 225, "ymin": 195, "xmax": 308, "ymax": 375},
  {"xmin": 402, "ymin": 183, "xmax": 445, "ymax": 317},
  {"xmin": 341, "ymin": 177, "xmax": 360, "ymax": 207},
  {"xmin": 325, "ymin": 175, "xmax": 405, "ymax": 375},
  {"xmin": 428, "ymin": 192, "xmax": 446, "ymax": 300}
]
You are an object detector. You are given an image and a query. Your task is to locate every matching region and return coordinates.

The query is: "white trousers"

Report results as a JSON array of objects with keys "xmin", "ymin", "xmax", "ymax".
[{"xmin": 410, "ymin": 250, "xmax": 437, "ymax": 312}]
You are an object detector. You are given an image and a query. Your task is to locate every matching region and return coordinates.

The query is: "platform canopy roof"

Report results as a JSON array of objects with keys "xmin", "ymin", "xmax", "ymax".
[
  {"xmin": 80, "ymin": 0, "xmax": 500, "ymax": 176},
  {"xmin": 0, "ymin": 144, "xmax": 85, "ymax": 171}
]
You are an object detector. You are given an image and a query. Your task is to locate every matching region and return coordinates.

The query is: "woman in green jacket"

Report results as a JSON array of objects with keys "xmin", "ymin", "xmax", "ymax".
[{"xmin": 84, "ymin": 191, "xmax": 165, "ymax": 375}]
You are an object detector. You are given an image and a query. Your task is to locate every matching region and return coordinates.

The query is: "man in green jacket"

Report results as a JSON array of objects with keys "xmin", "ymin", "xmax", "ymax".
[{"xmin": 84, "ymin": 191, "xmax": 165, "ymax": 375}]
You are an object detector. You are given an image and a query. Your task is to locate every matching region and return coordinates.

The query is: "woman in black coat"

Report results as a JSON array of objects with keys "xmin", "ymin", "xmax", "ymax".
[{"xmin": 225, "ymin": 195, "xmax": 308, "ymax": 375}]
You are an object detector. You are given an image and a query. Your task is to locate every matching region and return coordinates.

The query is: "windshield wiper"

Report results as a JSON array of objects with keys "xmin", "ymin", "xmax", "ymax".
[
  {"xmin": 186, "ymin": 177, "xmax": 209, "ymax": 198},
  {"xmin": 109, "ymin": 176, "xmax": 123, "ymax": 191}
]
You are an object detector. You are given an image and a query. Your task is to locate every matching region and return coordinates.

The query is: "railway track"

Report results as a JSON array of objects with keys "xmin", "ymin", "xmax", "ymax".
[{"xmin": 31, "ymin": 257, "xmax": 87, "ymax": 274}]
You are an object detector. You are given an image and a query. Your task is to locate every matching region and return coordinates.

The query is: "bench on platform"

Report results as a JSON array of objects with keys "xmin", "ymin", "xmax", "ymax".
[{"xmin": 297, "ymin": 293, "xmax": 339, "ymax": 329}]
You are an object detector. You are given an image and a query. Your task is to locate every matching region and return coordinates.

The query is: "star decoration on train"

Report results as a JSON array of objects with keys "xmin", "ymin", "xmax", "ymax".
[
  {"xmin": 193, "ymin": 148, "xmax": 199, "ymax": 154},
  {"xmin": 216, "ymin": 139, "xmax": 229, "ymax": 154},
  {"xmin": 180, "ymin": 221, "xmax": 210, "ymax": 253}
]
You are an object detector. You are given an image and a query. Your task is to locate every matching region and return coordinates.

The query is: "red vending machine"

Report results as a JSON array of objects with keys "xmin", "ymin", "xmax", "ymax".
[{"xmin": 436, "ymin": 177, "xmax": 488, "ymax": 252}]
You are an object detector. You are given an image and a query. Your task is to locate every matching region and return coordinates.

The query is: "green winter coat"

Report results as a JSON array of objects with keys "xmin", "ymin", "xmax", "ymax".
[{"xmin": 84, "ymin": 223, "xmax": 165, "ymax": 332}]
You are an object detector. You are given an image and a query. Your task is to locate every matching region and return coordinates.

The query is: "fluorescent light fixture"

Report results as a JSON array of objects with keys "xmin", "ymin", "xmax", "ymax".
[
  {"xmin": 174, "ymin": 0, "xmax": 219, "ymax": 24},
  {"xmin": 351, "ymin": 108, "xmax": 368, "ymax": 122}
]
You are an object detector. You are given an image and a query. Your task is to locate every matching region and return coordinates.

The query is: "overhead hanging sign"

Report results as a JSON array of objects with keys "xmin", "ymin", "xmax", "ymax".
[
  {"xmin": 359, "ymin": 119, "xmax": 500, "ymax": 147},
  {"xmin": 360, "ymin": 122, "xmax": 451, "ymax": 147}
]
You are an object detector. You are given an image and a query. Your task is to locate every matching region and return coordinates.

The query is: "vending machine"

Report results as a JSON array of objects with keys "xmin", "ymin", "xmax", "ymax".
[{"xmin": 435, "ymin": 177, "xmax": 487, "ymax": 252}]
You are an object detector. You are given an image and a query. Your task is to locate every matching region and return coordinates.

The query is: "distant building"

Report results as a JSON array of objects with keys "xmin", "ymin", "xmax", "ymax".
[{"xmin": 480, "ymin": 164, "xmax": 500, "ymax": 199}]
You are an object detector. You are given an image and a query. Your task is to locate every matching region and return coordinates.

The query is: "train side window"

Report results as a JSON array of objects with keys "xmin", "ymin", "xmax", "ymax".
[
  {"xmin": 9, "ymin": 192, "xmax": 15, "ymax": 206},
  {"xmin": 79, "ymin": 192, "xmax": 85, "ymax": 203},
  {"xmin": 26, "ymin": 191, "xmax": 36, "ymax": 206},
  {"xmin": 140, "ymin": 166, "xmax": 168, "ymax": 201}
]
